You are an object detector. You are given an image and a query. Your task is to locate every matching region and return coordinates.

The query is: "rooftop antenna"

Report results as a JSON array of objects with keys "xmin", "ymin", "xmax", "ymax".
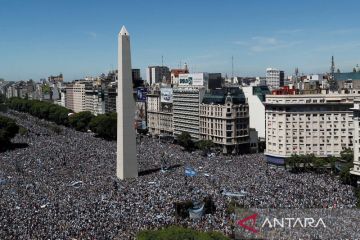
[
  {"xmin": 328, "ymin": 55, "xmax": 338, "ymax": 92},
  {"xmin": 161, "ymin": 55, "xmax": 164, "ymax": 67},
  {"xmin": 331, "ymin": 55, "xmax": 335, "ymax": 76},
  {"xmin": 231, "ymin": 56, "xmax": 234, "ymax": 79}
]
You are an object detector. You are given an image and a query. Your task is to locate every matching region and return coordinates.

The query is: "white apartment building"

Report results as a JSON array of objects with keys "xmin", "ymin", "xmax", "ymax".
[
  {"xmin": 242, "ymin": 86, "xmax": 270, "ymax": 139},
  {"xmin": 173, "ymin": 86, "xmax": 205, "ymax": 140},
  {"xmin": 146, "ymin": 91, "xmax": 173, "ymax": 136},
  {"xmin": 65, "ymin": 82, "xmax": 104, "ymax": 115},
  {"xmin": 266, "ymin": 68, "xmax": 284, "ymax": 90},
  {"xmin": 68, "ymin": 83, "xmax": 86, "ymax": 113},
  {"xmin": 199, "ymin": 88, "xmax": 250, "ymax": 154},
  {"xmin": 351, "ymin": 99, "xmax": 360, "ymax": 177},
  {"xmin": 265, "ymin": 94, "xmax": 356, "ymax": 164}
]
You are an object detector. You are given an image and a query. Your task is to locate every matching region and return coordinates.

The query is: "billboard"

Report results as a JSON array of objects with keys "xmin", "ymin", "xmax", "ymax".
[
  {"xmin": 179, "ymin": 74, "xmax": 192, "ymax": 85},
  {"xmin": 136, "ymin": 87, "xmax": 147, "ymax": 102},
  {"xmin": 161, "ymin": 88, "xmax": 173, "ymax": 103},
  {"xmin": 178, "ymin": 73, "xmax": 208, "ymax": 86},
  {"xmin": 134, "ymin": 101, "xmax": 146, "ymax": 129}
]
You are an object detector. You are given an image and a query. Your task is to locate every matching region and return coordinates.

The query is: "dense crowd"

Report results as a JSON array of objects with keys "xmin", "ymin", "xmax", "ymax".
[{"xmin": 0, "ymin": 111, "xmax": 358, "ymax": 239}]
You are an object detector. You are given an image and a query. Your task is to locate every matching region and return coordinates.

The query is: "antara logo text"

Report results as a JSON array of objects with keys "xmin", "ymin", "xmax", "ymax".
[{"xmin": 237, "ymin": 213, "xmax": 327, "ymax": 233}]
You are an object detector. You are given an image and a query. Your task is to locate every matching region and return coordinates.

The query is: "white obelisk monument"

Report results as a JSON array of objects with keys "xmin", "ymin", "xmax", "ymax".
[{"xmin": 117, "ymin": 26, "xmax": 138, "ymax": 179}]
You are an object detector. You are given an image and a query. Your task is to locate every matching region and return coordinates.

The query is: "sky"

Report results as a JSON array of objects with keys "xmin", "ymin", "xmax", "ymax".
[{"xmin": 1, "ymin": 0, "xmax": 360, "ymax": 81}]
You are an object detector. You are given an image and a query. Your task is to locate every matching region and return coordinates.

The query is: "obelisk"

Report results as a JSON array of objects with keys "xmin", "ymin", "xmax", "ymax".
[{"xmin": 117, "ymin": 26, "xmax": 138, "ymax": 179}]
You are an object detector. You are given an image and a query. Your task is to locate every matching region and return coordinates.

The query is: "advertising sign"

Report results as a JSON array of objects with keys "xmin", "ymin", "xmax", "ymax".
[
  {"xmin": 160, "ymin": 88, "xmax": 173, "ymax": 103},
  {"xmin": 134, "ymin": 101, "xmax": 146, "ymax": 129},
  {"xmin": 178, "ymin": 73, "xmax": 207, "ymax": 86},
  {"xmin": 179, "ymin": 74, "xmax": 192, "ymax": 85},
  {"xmin": 136, "ymin": 87, "xmax": 147, "ymax": 102}
]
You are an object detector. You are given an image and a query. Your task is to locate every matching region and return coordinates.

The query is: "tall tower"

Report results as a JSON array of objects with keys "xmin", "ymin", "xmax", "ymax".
[
  {"xmin": 329, "ymin": 55, "xmax": 338, "ymax": 92},
  {"xmin": 330, "ymin": 55, "xmax": 335, "ymax": 75},
  {"xmin": 117, "ymin": 26, "xmax": 138, "ymax": 179}
]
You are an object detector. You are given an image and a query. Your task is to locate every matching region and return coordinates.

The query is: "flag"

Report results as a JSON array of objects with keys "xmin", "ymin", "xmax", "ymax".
[{"xmin": 185, "ymin": 167, "xmax": 197, "ymax": 177}]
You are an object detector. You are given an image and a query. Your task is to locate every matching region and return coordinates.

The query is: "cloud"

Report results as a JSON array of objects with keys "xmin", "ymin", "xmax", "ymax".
[
  {"xmin": 234, "ymin": 36, "xmax": 302, "ymax": 53},
  {"xmin": 252, "ymin": 36, "xmax": 279, "ymax": 45},
  {"xmin": 312, "ymin": 41, "xmax": 360, "ymax": 52},
  {"xmin": 194, "ymin": 54, "xmax": 213, "ymax": 59},
  {"xmin": 85, "ymin": 31, "xmax": 97, "ymax": 39},
  {"xmin": 233, "ymin": 40, "xmax": 249, "ymax": 46},
  {"xmin": 328, "ymin": 28, "xmax": 360, "ymax": 35},
  {"xmin": 276, "ymin": 29, "xmax": 304, "ymax": 34}
]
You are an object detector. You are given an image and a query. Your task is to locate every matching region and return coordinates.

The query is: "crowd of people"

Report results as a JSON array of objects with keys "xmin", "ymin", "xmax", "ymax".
[{"xmin": 0, "ymin": 111, "xmax": 358, "ymax": 239}]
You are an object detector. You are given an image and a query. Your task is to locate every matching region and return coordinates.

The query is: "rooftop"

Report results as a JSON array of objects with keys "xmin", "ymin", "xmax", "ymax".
[
  {"xmin": 334, "ymin": 72, "xmax": 360, "ymax": 81},
  {"xmin": 202, "ymin": 87, "xmax": 246, "ymax": 105}
]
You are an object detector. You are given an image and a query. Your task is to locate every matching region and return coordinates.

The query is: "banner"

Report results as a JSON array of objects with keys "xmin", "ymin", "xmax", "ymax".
[
  {"xmin": 160, "ymin": 88, "xmax": 173, "ymax": 103},
  {"xmin": 134, "ymin": 102, "xmax": 146, "ymax": 129},
  {"xmin": 136, "ymin": 87, "xmax": 147, "ymax": 102}
]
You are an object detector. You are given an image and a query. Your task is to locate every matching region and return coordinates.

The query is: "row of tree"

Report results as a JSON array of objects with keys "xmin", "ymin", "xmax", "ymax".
[
  {"xmin": 68, "ymin": 111, "xmax": 117, "ymax": 140},
  {"xmin": 286, "ymin": 149, "xmax": 356, "ymax": 185},
  {"xmin": 7, "ymin": 98, "xmax": 71, "ymax": 125},
  {"xmin": 0, "ymin": 115, "xmax": 19, "ymax": 149},
  {"xmin": 6, "ymin": 98, "xmax": 117, "ymax": 140},
  {"xmin": 177, "ymin": 132, "xmax": 215, "ymax": 155}
]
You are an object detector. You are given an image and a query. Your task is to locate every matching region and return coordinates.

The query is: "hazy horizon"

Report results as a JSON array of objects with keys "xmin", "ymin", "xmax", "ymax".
[{"xmin": 1, "ymin": 0, "xmax": 360, "ymax": 81}]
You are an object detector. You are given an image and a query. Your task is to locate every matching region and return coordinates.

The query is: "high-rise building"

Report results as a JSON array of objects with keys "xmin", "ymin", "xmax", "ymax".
[
  {"xmin": 65, "ymin": 82, "xmax": 86, "ymax": 113},
  {"xmin": 48, "ymin": 73, "xmax": 64, "ymax": 83},
  {"xmin": 146, "ymin": 66, "xmax": 170, "ymax": 85},
  {"xmin": 64, "ymin": 84, "xmax": 75, "ymax": 111},
  {"xmin": 146, "ymin": 89, "xmax": 173, "ymax": 136},
  {"xmin": 351, "ymin": 99, "xmax": 360, "ymax": 177},
  {"xmin": 84, "ymin": 85, "xmax": 104, "ymax": 115},
  {"xmin": 104, "ymin": 82, "xmax": 117, "ymax": 113},
  {"xmin": 208, "ymin": 73, "xmax": 223, "ymax": 90},
  {"xmin": 132, "ymin": 69, "xmax": 144, "ymax": 88},
  {"xmin": 199, "ymin": 87, "xmax": 250, "ymax": 154},
  {"xmin": 117, "ymin": 26, "xmax": 137, "ymax": 179},
  {"xmin": 173, "ymin": 86, "xmax": 205, "ymax": 140},
  {"xmin": 334, "ymin": 72, "xmax": 360, "ymax": 90},
  {"xmin": 132, "ymin": 69, "xmax": 141, "ymax": 81},
  {"xmin": 65, "ymin": 81, "xmax": 104, "ymax": 115},
  {"xmin": 266, "ymin": 68, "xmax": 284, "ymax": 90},
  {"xmin": 242, "ymin": 86, "xmax": 271, "ymax": 140},
  {"xmin": 265, "ymin": 94, "xmax": 356, "ymax": 164}
]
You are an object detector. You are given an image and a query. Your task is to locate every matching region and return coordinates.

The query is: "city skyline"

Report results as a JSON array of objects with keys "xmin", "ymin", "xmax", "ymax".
[{"xmin": 1, "ymin": 0, "xmax": 360, "ymax": 81}]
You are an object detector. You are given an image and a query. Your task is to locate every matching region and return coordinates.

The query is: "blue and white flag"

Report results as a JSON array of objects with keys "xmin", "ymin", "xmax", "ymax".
[{"xmin": 185, "ymin": 167, "xmax": 197, "ymax": 177}]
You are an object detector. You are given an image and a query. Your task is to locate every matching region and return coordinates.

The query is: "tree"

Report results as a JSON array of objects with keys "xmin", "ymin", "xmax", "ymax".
[
  {"xmin": 305, "ymin": 154, "xmax": 317, "ymax": 171},
  {"xmin": 325, "ymin": 156, "xmax": 337, "ymax": 172},
  {"xmin": 177, "ymin": 132, "xmax": 194, "ymax": 151},
  {"xmin": 0, "ymin": 115, "xmax": 19, "ymax": 146},
  {"xmin": 312, "ymin": 157, "xmax": 327, "ymax": 171},
  {"xmin": 69, "ymin": 111, "xmax": 94, "ymax": 132},
  {"xmin": 197, "ymin": 140, "xmax": 215, "ymax": 155},
  {"xmin": 0, "ymin": 93, "xmax": 5, "ymax": 103},
  {"xmin": 340, "ymin": 148, "xmax": 353, "ymax": 163},
  {"xmin": 339, "ymin": 162, "xmax": 354, "ymax": 185},
  {"xmin": 337, "ymin": 68, "xmax": 341, "ymax": 73},
  {"xmin": 89, "ymin": 113, "xmax": 117, "ymax": 140},
  {"xmin": 287, "ymin": 154, "xmax": 301, "ymax": 172},
  {"xmin": 7, "ymin": 97, "xmax": 71, "ymax": 125}
]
